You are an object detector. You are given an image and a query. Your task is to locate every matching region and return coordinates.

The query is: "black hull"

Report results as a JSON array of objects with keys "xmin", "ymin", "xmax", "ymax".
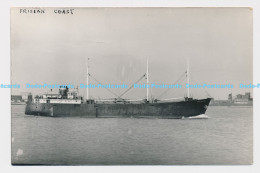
[{"xmin": 25, "ymin": 98, "xmax": 211, "ymax": 119}]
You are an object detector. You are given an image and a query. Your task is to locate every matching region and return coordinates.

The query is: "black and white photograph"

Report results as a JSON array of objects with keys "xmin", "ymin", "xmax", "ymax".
[{"xmin": 10, "ymin": 7, "xmax": 253, "ymax": 165}]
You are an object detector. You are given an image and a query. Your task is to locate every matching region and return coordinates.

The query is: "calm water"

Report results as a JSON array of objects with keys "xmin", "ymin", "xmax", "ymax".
[{"xmin": 11, "ymin": 105, "xmax": 253, "ymax": 165}]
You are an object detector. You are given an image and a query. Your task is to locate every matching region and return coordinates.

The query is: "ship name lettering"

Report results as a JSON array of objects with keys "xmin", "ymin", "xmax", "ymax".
[
  {"xmin": 54, "ymin": 9, "xmax": 74, "ymax": 15},
  {"xmin": 20, "ymin": 9, "xmax": 45, "ymax": 14}
]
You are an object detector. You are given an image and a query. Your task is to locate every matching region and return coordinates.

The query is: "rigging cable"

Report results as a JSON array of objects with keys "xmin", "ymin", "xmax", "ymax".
[
  {"xmin": 89, "ymin": 74, "xmax": 120, "ymax": 98},
  {"xmin": 189, "ymin": 75, "xmax": 212, "ymax": 98},
  {"xmin": 117, "ymin": 74, "xmax": 146, "ymax": 99},
  {"xmin": 157, "ymin": 71, "xmax": 186, "ymax": 99}
]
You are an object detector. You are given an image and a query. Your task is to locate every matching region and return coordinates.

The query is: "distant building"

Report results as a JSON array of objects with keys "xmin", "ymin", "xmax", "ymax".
[
  {"xmin": 21, "ymin": 92, "xmax": 32, "ymax": 102},
  {"xmin": 228, "ymin": 93, "xmax": 232, "ymax": 101},
  {"xmin": 11, "ymin": 95, "xmax": 22, "ymax": 103},
  {"xmin": 210, "ymin": 92, "xmax": 253, "ymax": 106},
  {"xmin": 233, "ymin": 92, "xmax": 252, "ymax": 103}
]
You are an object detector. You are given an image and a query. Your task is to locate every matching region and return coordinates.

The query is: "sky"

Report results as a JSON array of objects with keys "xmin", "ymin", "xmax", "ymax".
[{"xmin": 11, "ymin": 7, "xmax": 253, "ymax": 100}]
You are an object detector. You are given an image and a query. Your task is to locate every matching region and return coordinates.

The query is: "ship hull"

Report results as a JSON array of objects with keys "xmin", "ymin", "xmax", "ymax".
[{"xmin": 25, "ymin": 98, "xmax": 211, "ymax": 119}]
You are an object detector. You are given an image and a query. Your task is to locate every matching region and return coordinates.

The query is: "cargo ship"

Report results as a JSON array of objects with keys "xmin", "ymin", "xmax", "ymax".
[{"xmin": 25, "ymin": 60, "xmax": 211, "ymax": 118}]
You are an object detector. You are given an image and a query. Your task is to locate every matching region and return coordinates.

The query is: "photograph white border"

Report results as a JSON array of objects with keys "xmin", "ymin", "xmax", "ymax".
[{"xmin": 1, "ymin": 0, "xmax": 259, "ymax": 173}]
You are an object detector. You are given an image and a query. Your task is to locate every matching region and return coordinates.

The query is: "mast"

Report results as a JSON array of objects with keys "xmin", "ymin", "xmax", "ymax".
[
  {"xmin": 187, "ymin": 59, "xmax": 190, "ymax": 98},
  {"xmin": 86, "ymin": 58, "xmax": 89, "ymax": 100},
  {"xmin": 146, "ymin": 58, "xmax": 149, "ymax": 101}
]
